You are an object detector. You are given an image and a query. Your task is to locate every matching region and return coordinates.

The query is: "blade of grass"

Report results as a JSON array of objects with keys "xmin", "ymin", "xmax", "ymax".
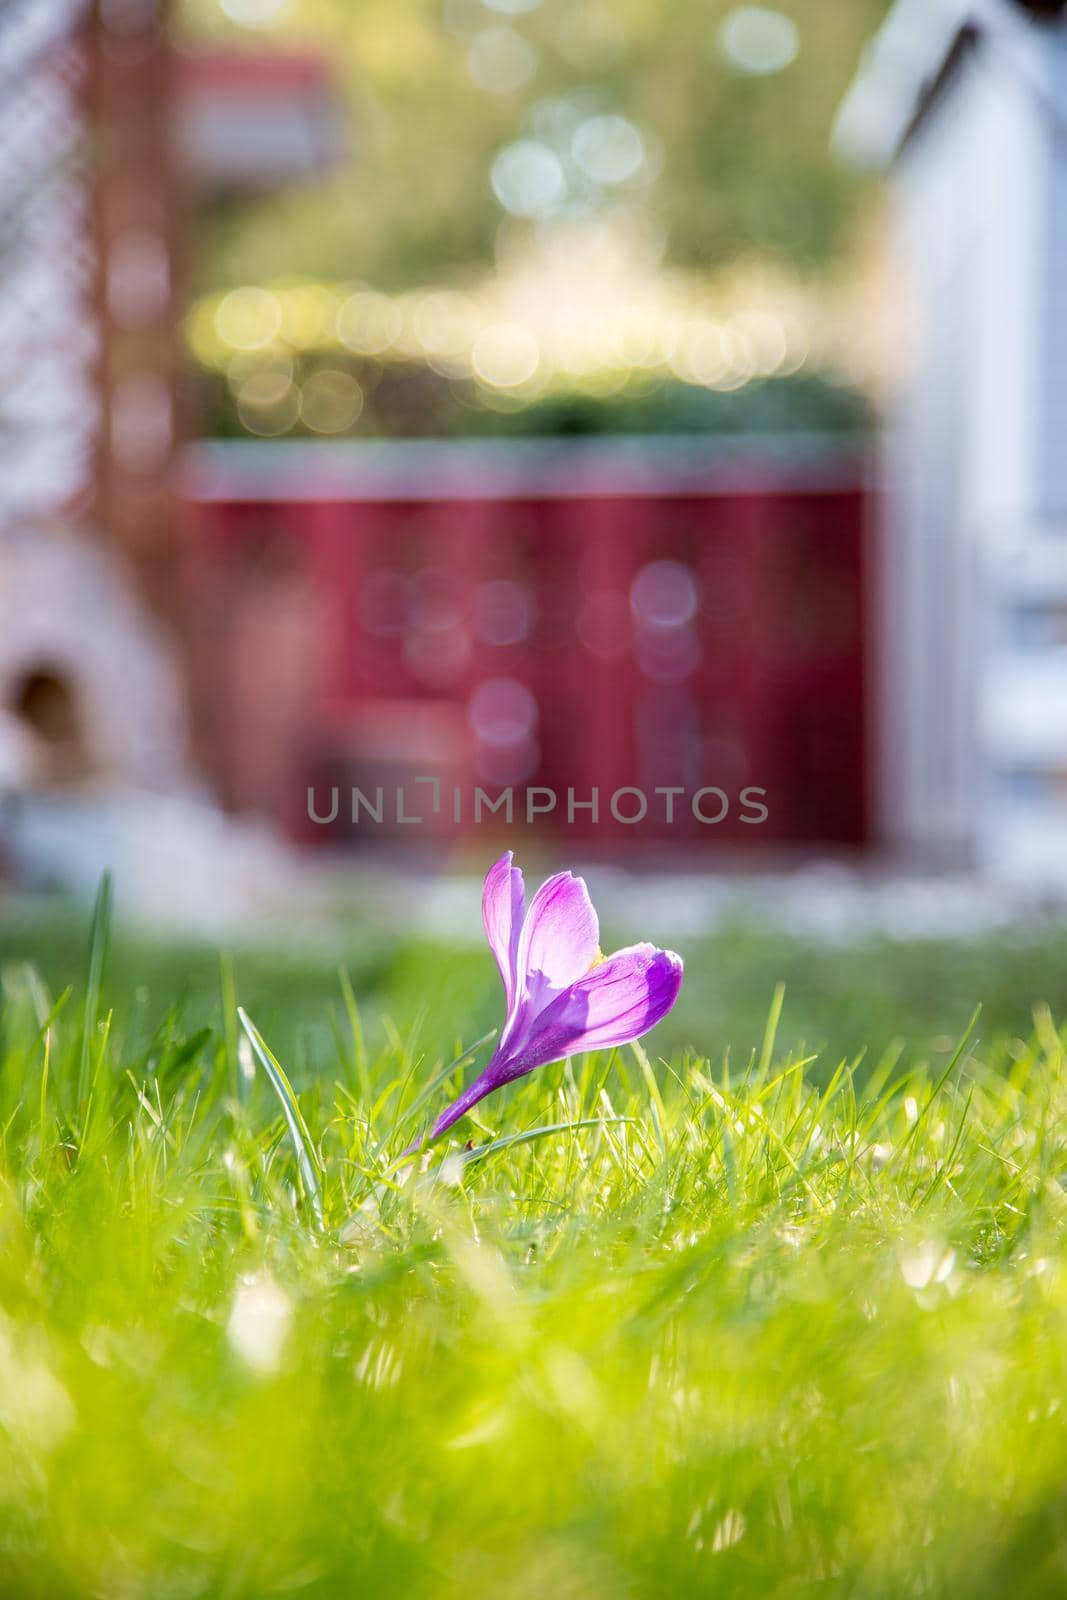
[
  {"xmin": 886, "ymin": 1005, "xmax": 981, "ymax": 1174},
  {"xmin": 758, "ymin": 982, "xmax": 786, "ymax": 1078},
  {"xmin": 631, "ymin": 1040, "xmax": 667, "ymax": 1160},
  {"xmin": 78, "ymin": 872, "xmax": 112, "ymax": 1105},
  {"xmin": 220, "ymin": 954, "xmax": 240, "ymax": 1103},
  {"xmin": 237, "ymin": 1007, "xmax": 324, "ymax": 1231},
  {"xmin": 338, "ymin": 967, "xmax": 371, "ymax": 1104},
  {"xmin": 444, "ymin": 1117, "xmax": 634, "ymax": 1172}
]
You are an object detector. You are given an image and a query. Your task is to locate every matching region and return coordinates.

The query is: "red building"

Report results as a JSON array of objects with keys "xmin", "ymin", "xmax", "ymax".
[{"xmin": 182, "ymin": 438, "xmax": 870, "ymax": 852}]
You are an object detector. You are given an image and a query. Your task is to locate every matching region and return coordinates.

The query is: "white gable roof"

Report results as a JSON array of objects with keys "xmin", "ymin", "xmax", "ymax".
[{"xmin": 833, "ymin": 0, "xmax": 1058, "ymax": 166}]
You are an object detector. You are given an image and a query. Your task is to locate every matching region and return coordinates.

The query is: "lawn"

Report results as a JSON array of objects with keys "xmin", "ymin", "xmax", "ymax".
[{"xmin": 2, "ymin": 885, "xmax": 1067, "ymax": 1598}]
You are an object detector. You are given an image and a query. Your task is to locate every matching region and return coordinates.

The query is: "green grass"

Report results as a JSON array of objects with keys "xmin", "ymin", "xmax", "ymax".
[{"xmin": 3, "ymin": 894, "xmax": 1067, "ymax": 1597}]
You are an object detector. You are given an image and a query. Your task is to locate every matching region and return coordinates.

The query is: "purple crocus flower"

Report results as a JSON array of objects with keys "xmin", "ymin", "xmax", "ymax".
[{"xmin": 428, "ymin": 851, "xmax": 683, "ymax": 1142}]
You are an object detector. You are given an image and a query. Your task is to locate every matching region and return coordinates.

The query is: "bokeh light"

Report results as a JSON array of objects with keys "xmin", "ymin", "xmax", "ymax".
[
  {"xmin": 670, "ymin": 320, "xmax": 729, "ymax": 387},
  {"xmin": 236, "ymin": 370, "xmax": 299, "ymax": 436},
  {"xmin": 631, "ymin": 561, "xmax": 700, "ymax": 631},
  {"xmin": 468, "ymin": 676, "xmax": 538, "ymax": 745},
  {"xmin": 217, "ymin": 0, "xmax": 291, "ymax": 25},
  {"xmin": 471, "ymin": 323, "xmax": 540, "ymax": 389},
  {"xmin": 411, "ymin": 291, "xmax": 481, "ymax": 367},
  {"xmin": 472, "ymin": 579, "xmax": 536, "ymax": 647},
  {"xmin": 233, "ymin": 366, "xmax": 293, "ymax": 409},
  {"xmin": 299, "ymin": 369, "xmax": 364, "ymax": 433},
  {"xmin": 405, "ymin": 569, "xmax": 470, "ymax": 686},
  {"xmin": 719, "ymin": 7, "xmax": 799, "ymax": 77},
  {"xmin": 491, "ymin": 140, "xmax": 567, "ymax": 218},
  {"xmin": 730, "ymin": 309, "xmax": 788, "ymax": 375},
  {"xmin": 571, "ymin": 115, "xmax": 646, "ymax": 186},
  {"xmin": 467, "ymin": 27, "xmax": 538, "ymax": 93},
  {"xmin": 336, "ymin": 291, "xmax": 403, "ymax": 356},
  {"xmin": 482, "ymin": 0, "xmax": 543, "ymax": 14},
  {"xmin": 468, "ymin": 677, "xmax": 540, "ymax": 784},
  {"xmin": 215, "ymin": 287, "xmax": 282, "ymax": 351},
  {"xmin": 279, "ymin": 285, "xmax": 339, "ymax": 350}
]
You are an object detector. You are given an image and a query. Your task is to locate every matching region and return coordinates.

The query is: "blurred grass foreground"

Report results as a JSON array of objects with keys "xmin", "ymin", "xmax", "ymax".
[{"xmin": 3, "ymin": 896, "xmax": 1067, "ymax": 1597}]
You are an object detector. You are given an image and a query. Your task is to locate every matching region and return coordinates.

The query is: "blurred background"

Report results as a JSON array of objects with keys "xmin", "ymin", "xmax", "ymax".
[{"xmin": 2, "ymin": 0, "xmax": 1065, "ymax": 938}]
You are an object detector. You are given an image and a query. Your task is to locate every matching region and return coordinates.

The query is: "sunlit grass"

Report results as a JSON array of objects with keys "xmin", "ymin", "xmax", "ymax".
[{"xmin": 2, "ymin": 895, "xmax": 1067, "ymax": 1597}]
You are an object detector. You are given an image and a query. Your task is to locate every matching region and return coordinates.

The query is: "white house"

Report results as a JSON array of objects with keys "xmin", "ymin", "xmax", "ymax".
[{"xmin": 836, "ymin": 0, "xmax": 1067, "ymax": 883}]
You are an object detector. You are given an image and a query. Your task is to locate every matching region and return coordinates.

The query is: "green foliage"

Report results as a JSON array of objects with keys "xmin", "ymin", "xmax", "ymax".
[
  {"xmin": 196, "ymin": 357, "xmax": 870, "ymax": 439},
  {"xmin": 179, "ymin": 0, "xmax": 892, "ymax": 292},
  {"xmin": 1, "ymin": 910, "xmax": 1067, "ymax": 1594},
  {"xmin": 456, "ymin": 371, "xmax": 872, "ymax": 437}
]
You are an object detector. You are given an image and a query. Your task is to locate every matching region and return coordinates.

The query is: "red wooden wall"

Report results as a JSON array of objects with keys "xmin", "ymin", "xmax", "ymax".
[{"xmin": 181, "ymin": 443, "xmax": 868, "ymax": 852}]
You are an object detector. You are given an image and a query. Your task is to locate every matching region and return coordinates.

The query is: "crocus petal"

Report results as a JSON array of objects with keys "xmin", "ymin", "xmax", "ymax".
[
  {"xmin": 481, "ymin": 851, "xmax": 525, "ymax": 1013},
  {"xmin": 516, "ymin": 943, "xmax": 684, "ymax": 1070},
  {"xmin": 515, "ymin": 870, "xmax": 600, "ymax": 997}
]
